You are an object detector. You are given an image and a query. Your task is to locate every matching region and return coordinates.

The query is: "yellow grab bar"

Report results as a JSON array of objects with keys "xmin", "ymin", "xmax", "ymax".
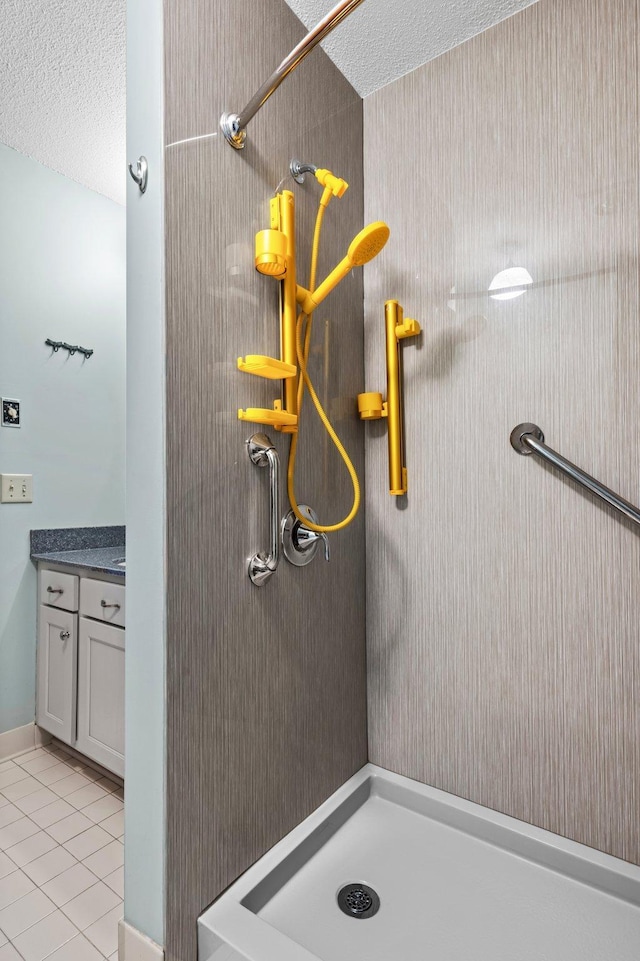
[{"xmin": 357, "ymin": 300, "xmax": 421, "ymax": 496}]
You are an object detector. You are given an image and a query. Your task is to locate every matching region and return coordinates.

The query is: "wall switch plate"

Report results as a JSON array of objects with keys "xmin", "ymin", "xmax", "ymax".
[
  {"xmin": 1, "ymin": 474, "xmax": 33, "ymax": 503},
  {"xmin": 2, "ymin": 399, "xmax": 21, "ymax": 427}
]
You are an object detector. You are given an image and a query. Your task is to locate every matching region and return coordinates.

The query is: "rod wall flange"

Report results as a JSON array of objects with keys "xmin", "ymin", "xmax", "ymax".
[
  {"xmin": 290, "ymin": 160, "xmax": 317, "ymax": 184},
  {"xmin": 220, "ymin": 112, "xmax": 246, "ymax": 150},
  {"xmin": 510, "ymin": 423, "xmax": 545, "ymax": 455}
]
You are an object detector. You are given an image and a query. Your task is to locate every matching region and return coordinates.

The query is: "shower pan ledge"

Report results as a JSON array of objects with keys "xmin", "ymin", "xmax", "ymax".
[{"xmin": 198, "ymin": 763, "xmax": 640, "ymax": 961}]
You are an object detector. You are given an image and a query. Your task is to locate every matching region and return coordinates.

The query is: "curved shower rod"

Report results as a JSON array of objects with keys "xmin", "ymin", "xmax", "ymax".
[{"xmin": 220, "ymin": 0, "xmax": 366, "ymax": 149}]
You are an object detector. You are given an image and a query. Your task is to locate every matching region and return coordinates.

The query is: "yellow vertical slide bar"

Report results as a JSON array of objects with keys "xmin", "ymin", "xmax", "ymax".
[
  {"xmin": 385, "ymin": 300, "xmax": 407, "ymax": 495},
  {"xmin": 279, "ymin": 191, "xmax": 298, "ymax": 432}
]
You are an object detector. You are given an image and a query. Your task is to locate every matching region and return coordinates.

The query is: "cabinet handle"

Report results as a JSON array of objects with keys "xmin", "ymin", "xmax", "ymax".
[
  {"xmin": 60, "ymin": 630, "xmax": 70, "ymax": 640},
  {"xmin": 101, "ymin": 600, "xmax": 121, "ymax": 610},
  {"xmin": 47, "ymin": 586, "xmax": 64, "ymax": 595}
]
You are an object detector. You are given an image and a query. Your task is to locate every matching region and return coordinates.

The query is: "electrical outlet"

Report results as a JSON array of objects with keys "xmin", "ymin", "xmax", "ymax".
[
  {"xmin": 2, "ymin": 399, "xmax": 20, "ymax": 428},
  {"xmin": 1, "ymin": 474, "xmax": 33, "ymax": 503}
]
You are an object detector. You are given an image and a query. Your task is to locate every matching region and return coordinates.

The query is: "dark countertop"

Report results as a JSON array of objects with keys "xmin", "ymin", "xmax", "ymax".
[
  {"xmin": 31, "ymin": 546, "xmax": 126, "ymax": 579},
  {"xmin": 30, "ymin": 526, "xmax": 125, "ymax": 554}
]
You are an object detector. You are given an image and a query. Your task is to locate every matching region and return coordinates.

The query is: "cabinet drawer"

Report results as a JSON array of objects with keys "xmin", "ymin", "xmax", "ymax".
[
  {"xmin": 80, "ymin": 578, "xmax": 125, "ymax": 627},
  {"xmin": 40, "ymin": 569, "xmax": 79, "ymax": 613}
]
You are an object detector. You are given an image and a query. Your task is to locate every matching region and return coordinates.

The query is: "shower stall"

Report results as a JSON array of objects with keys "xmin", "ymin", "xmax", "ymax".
[
  {"xmin": 124, "ymin": 0, "xmax": 640, "ymax": 958},
  {"xmin": 199, "ymin": 766, "xmax": 640, "ymax": 960}
]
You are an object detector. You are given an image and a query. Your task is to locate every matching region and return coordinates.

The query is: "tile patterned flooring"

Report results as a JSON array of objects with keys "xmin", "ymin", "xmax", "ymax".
[{"xmin": 0, "ymin": 745, "xmax": 123, "ymax": 961}]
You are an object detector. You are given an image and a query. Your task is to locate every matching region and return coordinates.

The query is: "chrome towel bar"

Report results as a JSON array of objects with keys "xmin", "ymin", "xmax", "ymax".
[
  {"xmin": 220, "ymin": 0, "xmax": 366, "ymax": 149},
  {"xmin": 510, "ymin": 423, "xmax": 640, "ymax": 528}
]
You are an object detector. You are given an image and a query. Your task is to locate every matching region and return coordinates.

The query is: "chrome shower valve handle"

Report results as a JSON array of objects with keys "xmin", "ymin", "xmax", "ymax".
[
  {"xmin": 294, "ymin": 525, "xmax": 330, "ymax": 561},
  {"xmin": 281, "ymin": 506, "xmax": 330, "ymax": 567}
]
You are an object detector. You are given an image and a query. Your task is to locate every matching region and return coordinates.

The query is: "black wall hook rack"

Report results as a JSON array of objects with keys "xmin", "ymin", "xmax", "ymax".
[{"xmin": 45, "ymin": 339, "xmax": 94, "ymax": 359}]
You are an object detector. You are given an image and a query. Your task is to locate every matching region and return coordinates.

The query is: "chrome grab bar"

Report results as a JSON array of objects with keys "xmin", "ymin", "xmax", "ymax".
[
  {"xmin": 220, "ymin": 0, "xmax": 366, "ymax": 149},
  {"xmin": 510, "ymin": 423, "xmax": 640, "ymax": 528},
  {"xmin": 247, "ymin": 433, "xmax": 281, "ymax": 586}
]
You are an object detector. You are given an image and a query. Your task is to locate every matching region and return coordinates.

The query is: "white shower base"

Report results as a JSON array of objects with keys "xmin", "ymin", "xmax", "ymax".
[{"xmin": 198, "ymin": 764, "xmax": 640, "ymax": 961}]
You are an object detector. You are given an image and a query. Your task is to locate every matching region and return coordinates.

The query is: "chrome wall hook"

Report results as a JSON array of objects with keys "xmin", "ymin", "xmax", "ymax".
[
  {"xmin": 45, "ymin": 339, "xmax": 93, "ymax": 359},
  {"xmin": 128, "ymin": 156, "xmax": 148, "ymax": 194}
]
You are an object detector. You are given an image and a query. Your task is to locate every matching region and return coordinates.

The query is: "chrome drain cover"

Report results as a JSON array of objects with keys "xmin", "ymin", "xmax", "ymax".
[{"xmin": 337, "ymin": 883, "xmax": 380, "ymax": 919}]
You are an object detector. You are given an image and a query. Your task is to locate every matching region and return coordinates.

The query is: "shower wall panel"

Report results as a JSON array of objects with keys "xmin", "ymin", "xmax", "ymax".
[
  {"xmin": 163, "ymin": 3, "xmax": 366, "ymax": 959},
  {"xmin": 364, "ymin": 0, "xmax": 640, "ymax": 865}
]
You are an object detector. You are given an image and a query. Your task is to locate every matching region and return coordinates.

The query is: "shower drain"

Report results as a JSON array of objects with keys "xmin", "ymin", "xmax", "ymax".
[{"xmin": 337, "ymin": 883, "xmax": 380, "ymax": 919}]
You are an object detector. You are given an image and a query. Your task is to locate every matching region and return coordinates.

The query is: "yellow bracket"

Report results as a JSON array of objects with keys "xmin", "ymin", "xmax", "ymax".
[
  {"xmin": 357, "ymin": 393, "xmax": 388, "ymax": 420},
  {"xmin": 237, "ymin": 356, "xmax": 296, "ymax": 379},
  {"xmin": 238, "ymin": 401, "xmax": 298, "ymax": 429},
  {"xmin": 357, "ymin": 300, "xmax": 421, "ymax": 496},
  {"xmin": 238, "ymin": 191, "xmax": 299, "ymax": 433}
]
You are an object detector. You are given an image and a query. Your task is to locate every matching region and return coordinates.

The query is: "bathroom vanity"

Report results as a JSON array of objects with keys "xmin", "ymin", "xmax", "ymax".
[{"xmin": 31, "ymin": 528, "xmax": 125, "ymax": 778}]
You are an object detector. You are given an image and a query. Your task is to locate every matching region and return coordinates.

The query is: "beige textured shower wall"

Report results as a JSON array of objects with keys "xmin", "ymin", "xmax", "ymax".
[{"xmin": 364, "ymin": 0, "xmax": 640, "ymax": 864}]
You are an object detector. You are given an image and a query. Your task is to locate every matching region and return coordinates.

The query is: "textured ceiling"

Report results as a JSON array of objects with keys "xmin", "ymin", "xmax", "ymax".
[
  {"xmin": 283, "ymin": 0, "xmax": 539, "ymax": 97},
  {"xmin": 0, "ymin": 0, "xmax": 537, "ymax": 205},
  {"xmin": 0, "ymin": 0, "xmax": 125, "ymax": 205}
]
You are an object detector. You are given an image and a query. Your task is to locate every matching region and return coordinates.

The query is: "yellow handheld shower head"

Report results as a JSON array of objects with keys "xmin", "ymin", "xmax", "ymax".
[
  {"xmin": 347, "ymin": 222, "xmax": 390, "ymax": 267},
  {"xmin": 297, "ymin": 221, "xmax": 390, "ymax": 314}
]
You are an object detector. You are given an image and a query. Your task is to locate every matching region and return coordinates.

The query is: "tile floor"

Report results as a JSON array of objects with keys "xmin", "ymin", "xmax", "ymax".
[{"xmin": 0, "ymin": 744, "xmax": 123, "ymax": 961}]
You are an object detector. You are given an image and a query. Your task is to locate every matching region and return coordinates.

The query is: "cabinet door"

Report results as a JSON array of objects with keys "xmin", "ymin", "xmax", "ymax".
[
  {"xmin": 36, "ymin": 605, "xmax": 77, "ymax": 744},
  {"xmin": 76, "ymin": 617, "xmax": 125, "ymax": 777}
]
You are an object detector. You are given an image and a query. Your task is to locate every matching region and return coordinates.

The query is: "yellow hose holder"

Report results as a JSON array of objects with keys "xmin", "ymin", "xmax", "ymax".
[
  {"xmin": 358, "ymin": 300, "xmax": 421, "ymax": 496},
  {"xmin": 314, "ymin": 168, "xmax": 349, "ymax": 198},
  {"xmin": 396, "ymin": 317, "xmax": 421, "ymax": 340}
]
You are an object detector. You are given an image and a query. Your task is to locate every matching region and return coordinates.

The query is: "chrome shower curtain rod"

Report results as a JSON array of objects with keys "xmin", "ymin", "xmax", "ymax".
[{"xmin": 220, "ymin": 0, "xmax": 366, "ymax": 149}]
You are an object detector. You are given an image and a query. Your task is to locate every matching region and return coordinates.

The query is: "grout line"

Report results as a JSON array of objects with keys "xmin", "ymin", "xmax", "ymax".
[
  {"xmin": 3, "ymin": 876, "xmax": 120, "ymax": 959},
  {"xmin": 1, "ymin": 746, "xmax": 123, "ymax": 961},
  {"xmin": 0, "ymin": 890, "xmax": 58, "ymax": 943},
  {"xmin": 45, "ymin": 742, "xmax": 123, "ymax": 790},
  {"xmin": 28, "ymin": 920, "xmax": 80, "ymax": 961}
]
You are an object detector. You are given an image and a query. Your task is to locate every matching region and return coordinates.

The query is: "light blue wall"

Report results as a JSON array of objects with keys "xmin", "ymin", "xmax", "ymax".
[
  {"xmin": 124, "ymin": 0, "xmax": 165, "ymax": 945},
  {"xmin": 0, "ymin": 143, "xmax": 126, "ymax": 735}
]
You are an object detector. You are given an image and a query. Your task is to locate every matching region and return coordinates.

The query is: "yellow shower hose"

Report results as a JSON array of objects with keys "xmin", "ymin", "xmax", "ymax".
[{"xmin": 286, "ymin": 190, "xmax": 361, "ymax": 533}]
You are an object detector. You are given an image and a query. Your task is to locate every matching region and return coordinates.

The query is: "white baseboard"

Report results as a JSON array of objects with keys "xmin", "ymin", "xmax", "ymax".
[
  {"xmin": 118, "ymin": 920, "xmax": 164, "ymax": 961},
  {"xmin": 0, "ymin": 722, "xmax": 51, "ymax": 760},
  {"xmin": 35, "ymin": 726, "xmax": 52, "ymax": 748}
]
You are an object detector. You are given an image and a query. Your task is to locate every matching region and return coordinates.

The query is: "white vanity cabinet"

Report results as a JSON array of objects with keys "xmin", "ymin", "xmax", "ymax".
[
  {"xmin": 37, "ymin": 604, "xmax": 78, "ymax": 744},
  {"xmin": 36, "ymin": 565, "xmax": 125, "ymax": 777}
]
